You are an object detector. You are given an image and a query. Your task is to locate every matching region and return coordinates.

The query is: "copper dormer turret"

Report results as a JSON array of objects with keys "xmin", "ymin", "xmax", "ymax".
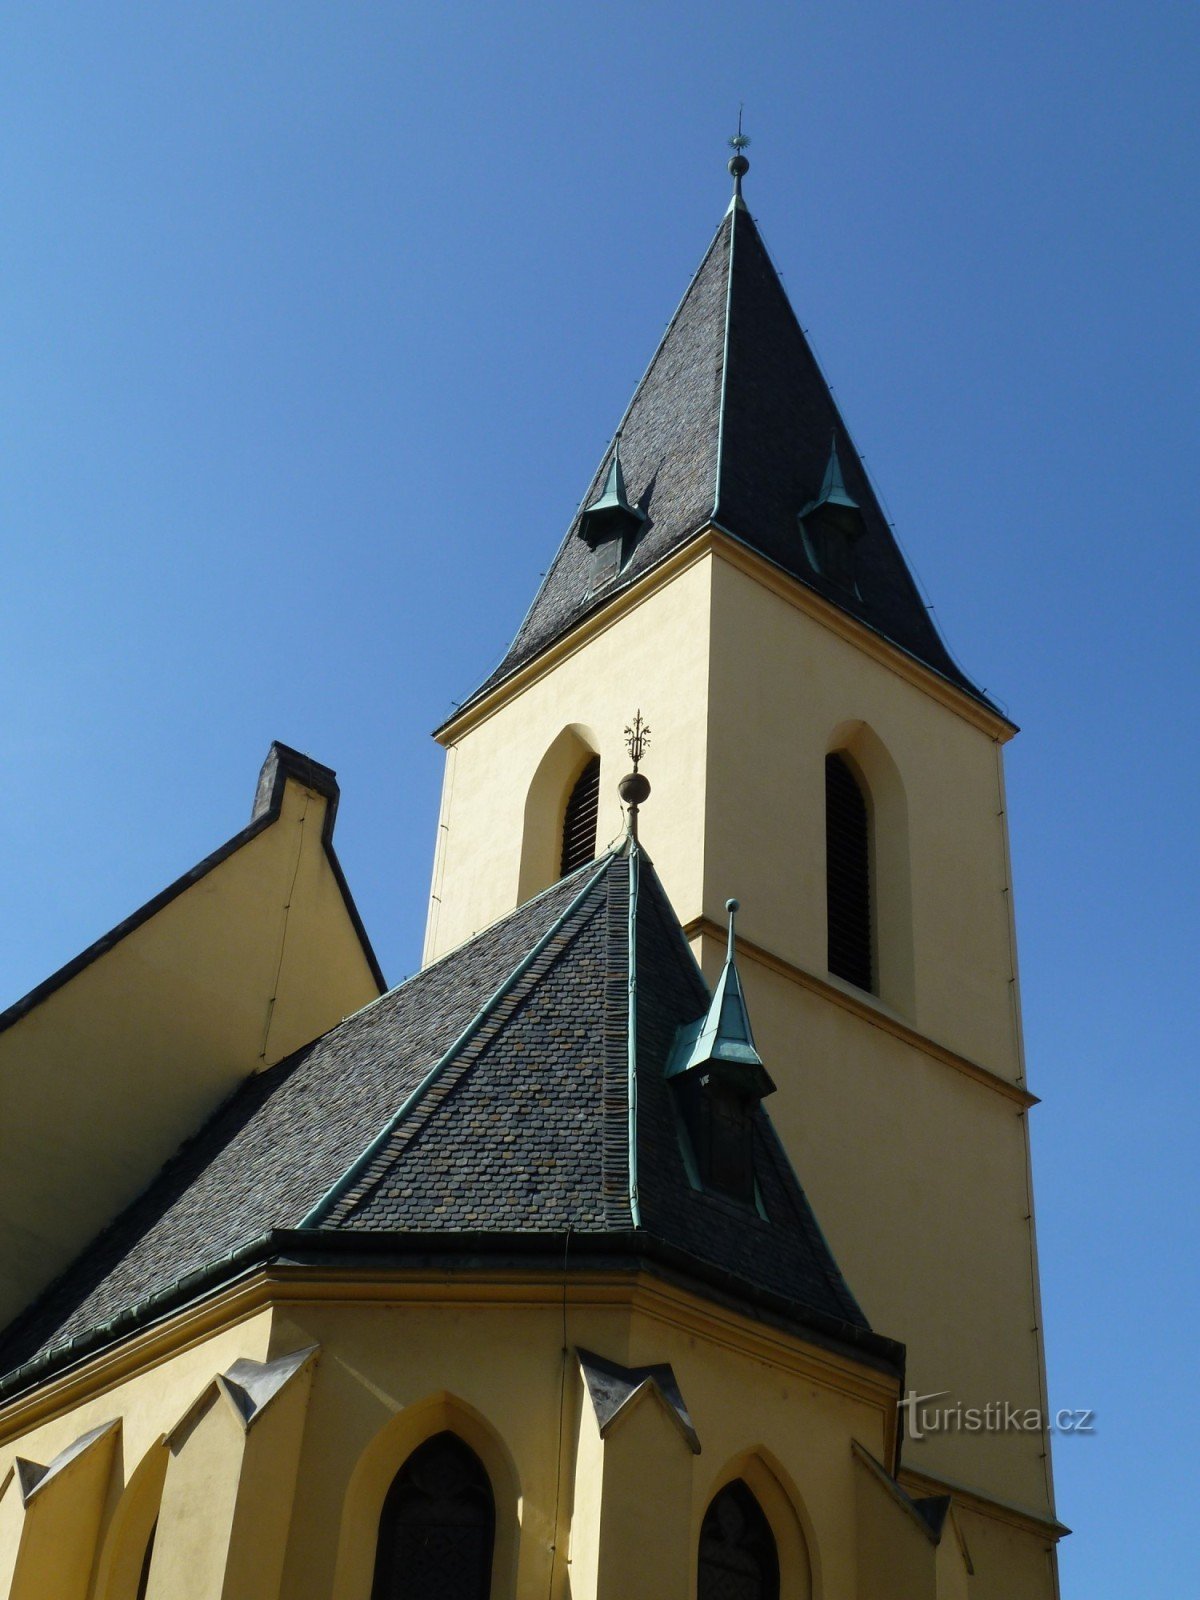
[
  {"xmin": 578, "ymin": 434, "xmax": 646, "ymax": 589},
  {"xmin": 799, "ymin": 439, "xmax": 866, "ymax": 595},
  {"xmin": 666, "ymin": 898, "xmax": 776, "ymax": 1204}
]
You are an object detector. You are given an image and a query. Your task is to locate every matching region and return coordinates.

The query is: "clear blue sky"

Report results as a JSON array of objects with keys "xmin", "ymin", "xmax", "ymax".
[{"xmin": 2, "ymin": 5, "xmax": 1196, "ymax": 1591}]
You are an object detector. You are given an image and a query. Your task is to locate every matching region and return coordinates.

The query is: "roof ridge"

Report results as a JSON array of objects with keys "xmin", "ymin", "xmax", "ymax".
[
  {"xmin": 711, "ymin": 192, "xmax": 740, "ymax": 523},
  {"xmin": 578, "ymin": 215, "xmax": 732, "ymax": 532},
  {"xmin": 300, "ymin": 855, "xmax": 616, "ymax": 1229}
]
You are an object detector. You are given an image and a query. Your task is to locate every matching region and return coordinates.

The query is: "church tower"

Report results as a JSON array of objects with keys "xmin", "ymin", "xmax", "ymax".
[
  {"xmin": 426, "ymin": 155, "xmax": 1061, "ymax": 1589},
  {"xmin": 0, "ymin": 149, "xmax": 1064, "ymax": 1600}
]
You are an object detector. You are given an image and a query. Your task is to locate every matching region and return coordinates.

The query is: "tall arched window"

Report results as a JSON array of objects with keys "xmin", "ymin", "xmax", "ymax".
[
  {"xmin": 698, "ymin": 1479, "xmax": 780, "ymax": 1600},
  {"xmin": 560, "ymin": 755, "xmax": 600, "ymax": 876},
  {"xmin": 826, "ymin": 752, "xmax": 873, "ymax": 992},
  {"xmin": 372, "ymin": 1432, "xmax": 495, "ymax": 1600}
]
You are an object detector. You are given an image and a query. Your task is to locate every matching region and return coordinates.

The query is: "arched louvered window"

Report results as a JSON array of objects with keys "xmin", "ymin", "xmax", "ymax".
[
  {"xmin": 698, "ymin": 1479, "xmax": 780, "ymax": 1600},
  {"xmin": 826, "ymin": 753, "xmax": 873, "ymax": 992},
  {"xmin": 560, "ymin": 755, "xmax": 600, "ymax": 876},
  {"xmin": 371, "ymin": 1432, "xmax": 495, "ymax": 1600}
]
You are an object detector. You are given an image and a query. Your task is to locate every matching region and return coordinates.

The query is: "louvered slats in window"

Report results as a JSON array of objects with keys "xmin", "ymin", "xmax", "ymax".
[
  {"xmin": 826, "ymin": 753, "xmax": 873, "ymax": 992},
  {"xmin": 560, "ymin": 756, "xmax": 600, "ymax": 876}
]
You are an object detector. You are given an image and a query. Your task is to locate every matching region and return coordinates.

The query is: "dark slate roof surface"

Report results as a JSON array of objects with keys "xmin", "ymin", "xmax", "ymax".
[
  {"xmin": 0, "ymin": 867, "xmax": 598, "ymax": 1374},
  {"xmin": 465, "ymin": 199, "xmax": 990, "ymax": 713},
  {"xmin": 0, "ymin": 848, "xmax": 875, "ymax": 1384}
]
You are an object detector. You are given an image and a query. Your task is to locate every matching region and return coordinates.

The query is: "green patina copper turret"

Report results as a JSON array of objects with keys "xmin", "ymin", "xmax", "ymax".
[
  {"xmin": 666, "ymin": 899, "xmax": 775, "ymax": 1101},
  {"xmin": 577, "ymin": 435, "xmax": 646, "ymax": 551},
  {"xmin": 799, "ymin": 440, "xmax": 863, "ymax": 536}
]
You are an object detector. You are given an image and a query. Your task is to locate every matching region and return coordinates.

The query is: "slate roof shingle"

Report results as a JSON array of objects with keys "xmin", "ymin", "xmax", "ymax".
[{"xmin": 0, "ymin": 848, "xmax": 899, "ymax": 1391}]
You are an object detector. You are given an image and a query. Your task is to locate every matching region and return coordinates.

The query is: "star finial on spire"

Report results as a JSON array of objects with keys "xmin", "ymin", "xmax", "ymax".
[
  {"xmin": 624, "ymin": 710, "xmax": 650, "ymax": 771},
  {"xmin": 618, "ymin": 711, "xmax": 652, "ymax": 843},
  {"xmin": 728, "ymin": 106, "xmax": 750, "ymax": 203}
]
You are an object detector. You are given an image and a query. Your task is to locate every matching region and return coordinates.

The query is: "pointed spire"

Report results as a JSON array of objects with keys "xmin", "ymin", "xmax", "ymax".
[
  {"xmin": 578, "ymin": 433, "xmax": 646, "ymax": 551},
  {"xmin": 461, "ymin": 167, "xmax": 993, "ymax": 721},
  {"xmin": 666, "ymin": 897, "xmax": 775, "ymax": 1097}
]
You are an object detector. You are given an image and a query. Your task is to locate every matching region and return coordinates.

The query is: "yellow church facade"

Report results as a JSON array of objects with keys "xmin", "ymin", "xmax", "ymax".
[{"xmin": 0, "ymin": 158, "xmax": 1065, "ymax": 1599}]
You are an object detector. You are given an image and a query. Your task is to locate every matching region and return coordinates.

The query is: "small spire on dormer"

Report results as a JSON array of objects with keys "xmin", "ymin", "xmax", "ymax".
[
  {"xmin": 799, "ymin": 436, "xmax": 864, "ymax": 538},
  {"xmin": 665, "ymin": 896, "xmax": 774, "ymax": 1097},
  {"xmin": 578, "ymin": 433, "xmax": 647, "ymax": 551}
]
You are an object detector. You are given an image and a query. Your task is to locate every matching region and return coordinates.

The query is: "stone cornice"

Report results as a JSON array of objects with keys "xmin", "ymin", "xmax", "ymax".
[{"xmin": 0, "ymin": 1263, "xmax": 898, "ymax": 1460}]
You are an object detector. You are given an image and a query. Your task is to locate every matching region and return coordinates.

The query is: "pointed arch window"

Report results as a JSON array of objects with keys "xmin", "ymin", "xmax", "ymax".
[
  {"xmin": 698, "ymin": 1479, "xmax": 780, "ymax": 1600},
  {"xmin": 560, "ymin": 755, "xmax": 600, "ymax": 876},
  {"xmin": 371, "ymin": 1432, "xmax": 495, "ymax": 1600},
  {"xmin": 826, "ymin": 753, "xmax": 873, "ymax": 992}
]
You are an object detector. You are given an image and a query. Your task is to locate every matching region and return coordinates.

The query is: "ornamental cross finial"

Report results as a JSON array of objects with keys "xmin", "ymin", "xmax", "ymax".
[
  {"xmin": 727, "ymin": 107, "xmax": 750, "ymax": 197},
  {"xmin": 619, "ymin": 711, "xmax": 652, "ymax": 843},
  {"xmin": 624, "ymin": 710, "xmax": 650, "ymax": 771}
]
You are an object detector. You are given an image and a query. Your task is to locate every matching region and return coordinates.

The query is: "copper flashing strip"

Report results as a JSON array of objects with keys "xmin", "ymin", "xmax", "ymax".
[
  {"xmin": 626, "ymin": 844, "xmax": 643, "ymax": 1226},
  {"xmin": 711, "ymin": 196, "xmax": 738, "ymax": 523},
  {"xmin": 683, "ymin": 916, "xmax": 1038, "ymax": 1109}
]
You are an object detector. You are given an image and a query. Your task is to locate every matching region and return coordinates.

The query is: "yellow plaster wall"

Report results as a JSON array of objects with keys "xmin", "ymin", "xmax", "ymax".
[
  {"xmin": 0, "ymin": 1284, "xmax": 1061, "ymax": 1599},
  {"xmin": 0, "ymin": 1475, "xmax": 21, "ymax": 1599},
  {"xmin": 147, "ymin": 1349, "xmax": 315, "ymax": 1600},
  {"xmin": 4, "ymin": 1421, "xmax": 118, "ymax": 1600},
  {"xmin": 852, "ymin": 1454, "xmax": 937, "ymax": 1600},
  {"xmin": 274, "ymin": 1286, "xmax": 890, "ymax": 1600},
  {"xmin": 705, "ymin": 553, "xmax": 1020, "ymax": 1077},
  {"xmin": 0, "ymin": 778, "xmax": 381, "ymax": 1326},
  {"xmin": 91, "ymin": 1437, "xmax": 167, "ymax": 1600},
  {"xmin": 0, "ymin": 1309, "xmax": 274, "ymax": 1600},
  {"xmin": 149, "ymin": 1397, "xmax": 244, "ymax": 1600},
  {"xmin": 427, "ymin": 541, "xmax": 1053, "ymax": 1540},
  {"xmin": 694, "ymin": 936, "xmax": 1051, "ymax": 1517},
  {"xmin": 948, "ymin": 1503, "xmax": 1061, "ymax": 1600},
  {"xmin": 570, "ymin": 1383, "xmax": 693, "ymax": 1600},
  {"xmin": 423, "ymin": 555, "xmax": 714, "ymax": 964}
]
